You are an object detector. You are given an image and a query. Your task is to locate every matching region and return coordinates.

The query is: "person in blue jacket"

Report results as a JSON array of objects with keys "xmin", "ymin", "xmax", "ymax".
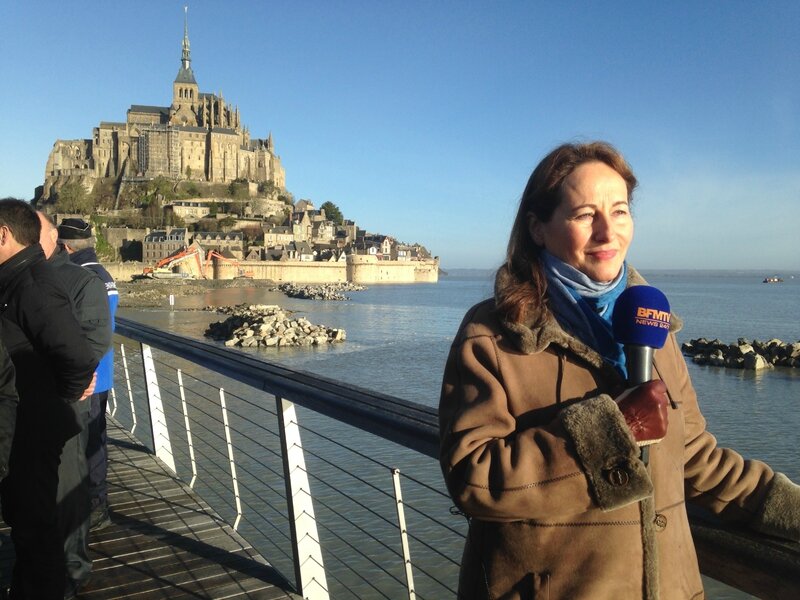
[{"xmin": 57, "ymin": 218, "xmax": 118, "ymax": 531}]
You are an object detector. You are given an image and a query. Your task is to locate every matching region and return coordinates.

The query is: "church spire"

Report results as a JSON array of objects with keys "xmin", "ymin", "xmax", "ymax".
[
  {"xmin": 181, "ymin": 6, "xmax": 191, "ymax": 70},
  {"xmin": 174, "ymin": 5, "xmax": 197, "ymax": 85}
]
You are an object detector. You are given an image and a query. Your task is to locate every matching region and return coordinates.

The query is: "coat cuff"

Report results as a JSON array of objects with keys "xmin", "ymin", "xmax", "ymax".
[
  {"xmin": 750, "ymin": 473, "xmax": 800, "ymax": 541},
  {"xmin": 560, "ymin": 395, "xmax": 652, "ymax": 511}
]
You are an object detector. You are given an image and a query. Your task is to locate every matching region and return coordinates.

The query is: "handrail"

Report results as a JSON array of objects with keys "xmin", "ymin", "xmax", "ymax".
[
  {"xmin": 114, "ymin": 316, "xmax": 800, "ymax": 599},
  {"xmin": 116, "ymin": 317, "xmax": 440, "ymax": 458}
]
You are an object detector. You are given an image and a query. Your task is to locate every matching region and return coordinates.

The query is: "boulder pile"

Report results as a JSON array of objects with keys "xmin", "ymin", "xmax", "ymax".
[
  {"xmin": 276, "ymin": 282, "xmax": 366, "ymax": 301},
  {"xmin": 681, "ymin": 338, "xmax": 800, "ymax": 371},
  {"xmin": 205, "ymin": 304, "xmax": 346, "ymax": 348}
]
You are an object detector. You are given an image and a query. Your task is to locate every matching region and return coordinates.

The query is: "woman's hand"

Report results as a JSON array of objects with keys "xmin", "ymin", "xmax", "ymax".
[{"xmin": 615, "ymin": 380, "xmax": 669, "ymax": 446}]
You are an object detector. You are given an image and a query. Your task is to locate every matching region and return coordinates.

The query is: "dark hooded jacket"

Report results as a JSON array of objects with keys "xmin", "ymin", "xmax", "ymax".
[
  {"xmin": 0, "ymin": 244, "xmax": 97, "ymax": 445},
  {"xmin": 0, "ymin": 329, "xmax": 17, "ymax": 480},
  {"xmin": 49, "ymin": 245, "xmax": 111, "ymax": 364}
]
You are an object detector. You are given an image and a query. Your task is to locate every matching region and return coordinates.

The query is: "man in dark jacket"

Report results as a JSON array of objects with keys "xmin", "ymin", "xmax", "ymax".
[
  {"xmin": 0, "ymin": 199, "xmax": 97, "ymax": 599},
  {"xmin": 0, "ymin": 330, "xmax": 18, "ymax": 484},
  {"xmin": 39, "ymin": 212, "xmax": 111, "ymax": 597},
  {"xmin": 57, "ymin": 218, "xmax": 118, "ymax": 532}
]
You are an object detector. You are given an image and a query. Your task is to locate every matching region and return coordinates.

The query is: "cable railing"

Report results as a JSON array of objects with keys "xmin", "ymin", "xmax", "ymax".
[{"xmin": 111, "ymin": 316, "xmax": 800, "ymax": 600}]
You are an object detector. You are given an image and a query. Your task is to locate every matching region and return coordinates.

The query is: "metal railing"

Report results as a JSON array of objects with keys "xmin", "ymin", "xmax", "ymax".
[{"xmin": 111, "ymin": 316, "xmax": 800, "ymax": 599}]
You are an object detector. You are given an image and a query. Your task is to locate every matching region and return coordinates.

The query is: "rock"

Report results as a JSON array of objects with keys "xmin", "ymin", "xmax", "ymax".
[
  {"xmin": 205, "ymin": 303, "xmax": 346, "ymax": 349},
  {"xmin": 276, "ymin": 282, "xmax": 366, "ymax": 301},
  {"xmin": 743, "ymin": 353, "xmax": 772, "ymax": 371},
  {"xmin": 683, "ymin": 336, "xmax": 798, "ymax": 371}
]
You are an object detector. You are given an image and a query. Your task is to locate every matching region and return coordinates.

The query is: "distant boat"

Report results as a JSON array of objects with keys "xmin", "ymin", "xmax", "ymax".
[{"xmin": 763, "ymin": 276, "xmax": 784, "ymax": 283}]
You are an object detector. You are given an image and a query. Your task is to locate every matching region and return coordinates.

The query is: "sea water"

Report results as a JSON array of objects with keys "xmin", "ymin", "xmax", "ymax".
[{"xmin": 120, "ymin": 269, "xmax": 800, "ymax": 598}]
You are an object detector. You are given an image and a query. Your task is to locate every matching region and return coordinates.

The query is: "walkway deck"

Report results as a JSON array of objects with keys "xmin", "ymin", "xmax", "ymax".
[{"xmin": 1, "ymin": 420, "xmax": 298, "ymax": 599}]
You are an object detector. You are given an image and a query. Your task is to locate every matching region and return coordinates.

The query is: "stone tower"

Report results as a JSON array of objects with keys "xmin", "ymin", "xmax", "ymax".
[{"xmin": 170, "ymin": 6, "xmax": 199, "ymax": 127}]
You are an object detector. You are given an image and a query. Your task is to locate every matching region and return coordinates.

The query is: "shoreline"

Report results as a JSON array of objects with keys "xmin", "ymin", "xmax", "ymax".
[{"xmin": 117, "ymin": 278, "xmax": 277, "ymax": 309}]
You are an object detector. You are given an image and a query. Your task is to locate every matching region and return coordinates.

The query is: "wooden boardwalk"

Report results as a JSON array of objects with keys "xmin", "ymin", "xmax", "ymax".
[{"xmin": 1, "ymin": 420, "xmax": 299, "ymax": 599}]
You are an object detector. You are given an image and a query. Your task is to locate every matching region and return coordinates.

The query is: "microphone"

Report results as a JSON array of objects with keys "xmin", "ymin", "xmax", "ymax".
[
  {"xmin": 612, "ymin": 285, "xmax": 671, "ymax": 464},
  {"xmin": 612, "ymin": 285, "xmax": 671, "ymax": 385}
]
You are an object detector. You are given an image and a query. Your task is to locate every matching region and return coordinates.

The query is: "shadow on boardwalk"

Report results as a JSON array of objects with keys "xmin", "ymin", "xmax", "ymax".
[{"xmin": 0, "ymin": 420, "xmax": 299, "ymax": 599}]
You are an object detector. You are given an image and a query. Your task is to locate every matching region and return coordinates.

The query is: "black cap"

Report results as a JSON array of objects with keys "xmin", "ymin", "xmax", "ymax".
[{"xmin": 58, "ymin": 218, "xmax": 92, "ymax": 240}]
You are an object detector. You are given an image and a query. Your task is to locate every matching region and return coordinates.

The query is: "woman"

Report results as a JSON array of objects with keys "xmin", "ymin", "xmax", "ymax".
[{"xmin": 439, "ymin": 142, "xmax": 800, "ymax": 599}]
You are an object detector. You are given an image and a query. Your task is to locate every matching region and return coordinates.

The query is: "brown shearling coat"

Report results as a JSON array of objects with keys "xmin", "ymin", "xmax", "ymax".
[{"xmin": 439, "ymin": 267, "xmax": 800, "ymax": 599}]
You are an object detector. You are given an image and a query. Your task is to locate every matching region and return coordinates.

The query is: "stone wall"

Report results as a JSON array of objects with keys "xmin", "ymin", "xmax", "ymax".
[
  {"xmin": 347, "ymin": 255, "xmax": 439, "ymax": 283},
  {"xmin": 104, "ymin": 261, "xmax": 146, "ymax": 281},
  {"xmin": 102, "ymin": 255, "xmax": 439, "ymax": 284}
]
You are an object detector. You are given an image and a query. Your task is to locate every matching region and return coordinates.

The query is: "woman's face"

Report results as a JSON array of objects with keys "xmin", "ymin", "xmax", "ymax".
[{"xmin": 529, "ymin": 161, "xmax": 633, "ymax": 283}]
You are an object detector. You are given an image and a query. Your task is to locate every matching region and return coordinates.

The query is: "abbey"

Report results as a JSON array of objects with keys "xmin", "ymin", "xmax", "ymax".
[{"xmin": 40, "ymin": 14, "xmax": 285, "ymax": 200}]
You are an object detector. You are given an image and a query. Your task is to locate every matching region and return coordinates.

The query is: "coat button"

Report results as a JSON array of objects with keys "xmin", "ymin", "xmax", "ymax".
[
  {"xmin": 654, "ymin": 513, "xmax": 668, "ymax": 531},
  {"xmin": 605, "ymin": 467, "xmax": 630, "ymax": 487}
]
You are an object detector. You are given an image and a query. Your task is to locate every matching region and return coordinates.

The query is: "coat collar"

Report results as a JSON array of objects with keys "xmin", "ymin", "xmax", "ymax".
[
  {"xmin": 0, "ymin": 244, "xmax": 46, "ymax": 288},
  {"xmin": 495, "ymin": 264, "xmax": 683, "ymax": 365}
]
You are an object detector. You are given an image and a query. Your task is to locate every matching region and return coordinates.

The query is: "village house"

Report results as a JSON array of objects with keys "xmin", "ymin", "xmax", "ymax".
[
  {"xmin": 167, "ymin": 200, "xmax": 210, "ymax": 223},
  {"xmin": 311, "ymin": 219, "xmax": 337, "ymax": 244},
  {"xmin": 286, "ymin": 241, "xmax": 315, "ymax": 262},
  {"xmin": 143, "ymin": 227, "xmax": 189, "ymax": 262},
  {"xmin": 290, "ymin": 211, "xmax": 312, "ymax": 242},
  {"xmin": 395, "ymin": 244, "xmax": 412, "ymax": 261},
  {"xmin": 263, "ymin": 224, "xmax": 294, "ymax": 247},
  {"xmin": 192, "ymin": 230, "xmax": 244, "ymax": 259},
  {"xmin": 315, "ymin": 244, "xmax": 348, "ymax": 263},
  {"xmin": 353, "ymin": 239, "xmax": 381, "ymax": 257},
  {"xmin": 294, "ymin": 199, "xmax": 314, "ymax": 213}
]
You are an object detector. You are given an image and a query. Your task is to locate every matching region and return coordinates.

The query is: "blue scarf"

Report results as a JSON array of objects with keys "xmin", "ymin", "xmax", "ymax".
[{"xmin": 541, "ymin": 251, "xmax": 628, "ymax": 378}]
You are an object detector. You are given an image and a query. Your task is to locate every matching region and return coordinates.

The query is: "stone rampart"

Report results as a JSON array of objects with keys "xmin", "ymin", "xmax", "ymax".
[
  {"xmin": 103, "ymin": 255, "xmax": 439, "ymax": 284},
  {"xmin": 104, "ymin": 261, "xmax": 147, "ymax": 281},
  {"xmin": 346, "ymin": 255, "xmax": 438, "ymax": 284}
]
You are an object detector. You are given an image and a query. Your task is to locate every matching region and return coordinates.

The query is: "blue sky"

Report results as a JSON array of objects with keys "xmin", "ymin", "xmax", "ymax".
[{"xmin": 1, "ymin": 1, "xmax": 798, "ymax": 271}]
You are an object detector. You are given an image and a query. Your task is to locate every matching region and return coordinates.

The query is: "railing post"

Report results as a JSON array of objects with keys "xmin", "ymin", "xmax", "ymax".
[
  {"xmin": 392, "ymin": 469, "xmax": 417, "ymax": 600},
  {"xmin": 219, "ymin": 388, "xmax": 242, "ymax": 529},
  {"xmin": 178, "ymin": 369, "xmax": 197, "ymax": 488},
  {"xmin": 276, "ymin": 396, "xmax": 329, "ymax": 600},
  {"xmin": 140, "ymin": 342, "xmax": 176, "ymax": 474},
  {"xmin": 120, "ymin": 343, "xmax": 136, "ymax": 433},
  {"xmin": 109, "ymin": 386, "xmax": 118, "ymax": 417}
]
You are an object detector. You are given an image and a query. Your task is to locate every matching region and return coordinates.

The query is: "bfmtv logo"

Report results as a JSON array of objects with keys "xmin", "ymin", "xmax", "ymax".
[{"xmin": 635, "ymin": 306, "xmax": 671, "ymax": 330}]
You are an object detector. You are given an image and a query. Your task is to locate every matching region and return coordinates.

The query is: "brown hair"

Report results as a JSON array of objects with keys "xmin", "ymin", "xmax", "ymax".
[{"xmin": 495, "ymin": 141, "xmax": 637, "ymax": 323}]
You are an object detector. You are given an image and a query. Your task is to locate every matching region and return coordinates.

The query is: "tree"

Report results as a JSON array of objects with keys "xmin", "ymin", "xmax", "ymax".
[
  {"xmin": 56, "ymin": 182, "xmax": 93, "ymax": 214},
  {"xmin": 91, "ymin": 178, "xmax": 116, "ymax": 211},
  {"xmin": 320, "ymin": 201, "xmax": 344, "ymax": 225},
  {"xmin": 228, "ymin": 179, "xmax": 249, "ymax": 200},
  {"xmin": 142, "ymin": 195, "xmax": 164, "ymax": 226},
  {"xmin": 257, "ymin": 180, "xmax": 279, "ymax": 198},
  {"xmin": 148, "ymin": 176, "xmax": 175, "ymax": 202},
  {"xmin": 278, "ymin": 191, "xmax": 294, "ymax": 206}
]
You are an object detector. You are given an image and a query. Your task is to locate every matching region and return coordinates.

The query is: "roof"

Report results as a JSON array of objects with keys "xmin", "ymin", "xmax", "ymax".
[
  {"xmin": 166, "ymin": 228, "xmax": 188, "ymax": 238},
  {"xmin": 265, "ymin": 226, "xmax": 291, "ymax": 234},
  {"xmin": 144, "ymin": 230, "xmax": 167, "ymax": 242},
  {"xmin": 129, "ymin": 105, "xmax": 170, "ymax": 115},
  {"xmin": 174, "ymin": 67, "xmax": 197, "ymax": 85},
  {"xmin": 292, "ymin": 241, "xmax": 314, "ymax": 254},
  {"xmin": 195, "ymin": 231, "xmax": 243, "ymax": 240},
  {"xmin": 174, "ymin": 125, "xmax": 207, "ymax": 133}
]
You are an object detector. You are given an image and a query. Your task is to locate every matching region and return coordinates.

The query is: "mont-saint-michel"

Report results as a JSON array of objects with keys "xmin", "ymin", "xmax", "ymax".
[{"xmin": 35, "ymin": 13, "xmax": 438, "ymax": 285}]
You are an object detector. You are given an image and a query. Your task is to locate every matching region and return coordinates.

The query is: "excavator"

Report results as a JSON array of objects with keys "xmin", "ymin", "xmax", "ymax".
[
  {"xmin": 205, "ymin": 250, "xmax": 253, "ymax": 279},
  {"xmin": 143, "ymin": 245, "xmax": 205, "ymax": 279}
]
